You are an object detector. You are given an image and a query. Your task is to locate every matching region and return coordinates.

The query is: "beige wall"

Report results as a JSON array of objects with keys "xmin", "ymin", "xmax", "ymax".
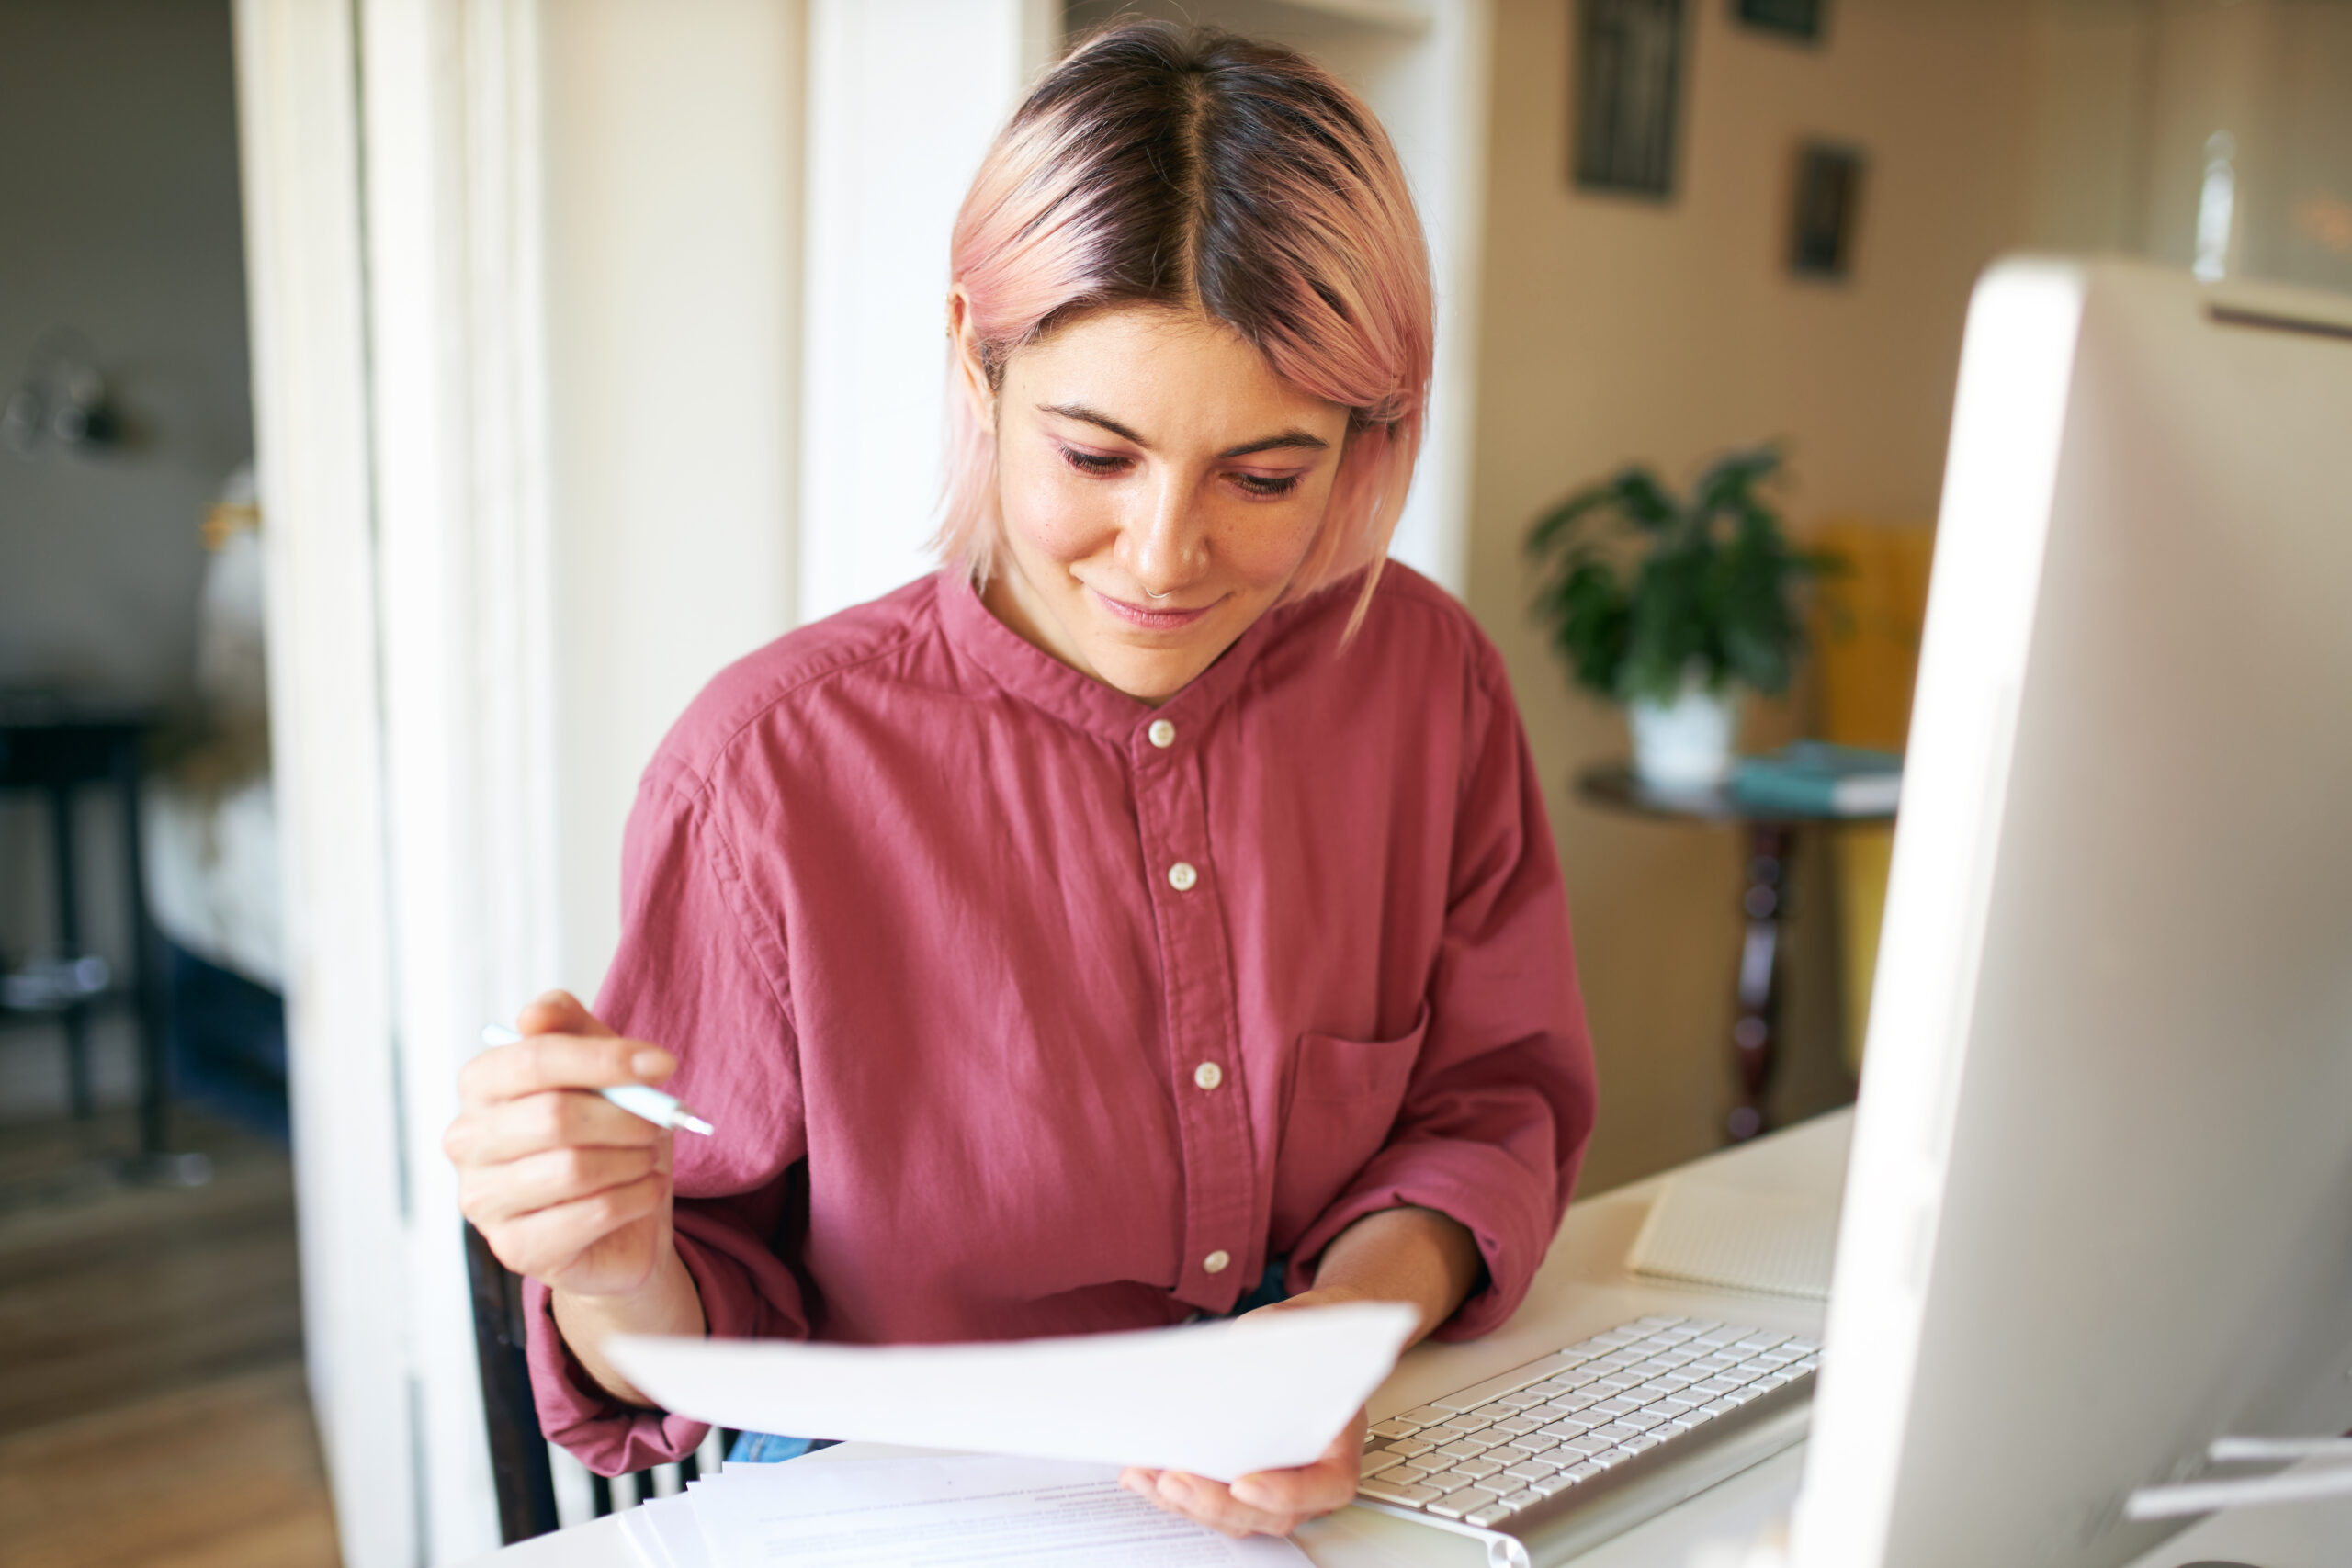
[{"xmin": 1467, "ymin": 0, "xmax": 2040, "ymax": 1192}]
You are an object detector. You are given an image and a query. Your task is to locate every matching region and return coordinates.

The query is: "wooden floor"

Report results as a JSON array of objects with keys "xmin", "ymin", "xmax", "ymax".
[{"xmin": 0, "ymin": 1109, "xmax": 341, "ymax": 1568}]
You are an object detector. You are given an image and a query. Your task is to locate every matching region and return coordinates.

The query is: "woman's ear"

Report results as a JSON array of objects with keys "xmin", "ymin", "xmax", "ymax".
[{"xmin": 946, "ymin": 287, "xmax": 995, "ymax": 434}]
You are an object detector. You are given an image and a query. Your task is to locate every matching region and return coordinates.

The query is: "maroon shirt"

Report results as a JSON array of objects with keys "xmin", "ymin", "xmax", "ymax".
[{"xmin": 526, "ymin": 565, "xmax": 1598, "ymax": 1473}]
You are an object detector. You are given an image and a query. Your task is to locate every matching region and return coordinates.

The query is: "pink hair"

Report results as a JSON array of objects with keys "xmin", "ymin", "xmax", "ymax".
[{"xmin": 934, "ymin": 23, "xmax": 1434, "ymax": 636}]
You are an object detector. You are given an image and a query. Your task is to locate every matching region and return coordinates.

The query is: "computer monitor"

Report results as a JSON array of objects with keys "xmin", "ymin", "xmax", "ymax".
[{"xmin": 1792, "ymin": 258, "xmax": 2352, "ymax": 1568}]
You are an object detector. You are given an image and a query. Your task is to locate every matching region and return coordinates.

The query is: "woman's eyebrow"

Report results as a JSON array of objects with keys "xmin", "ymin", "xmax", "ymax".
[
  {"xmin": 1037, "ymin": 402, "xmax": 1329, "ymax": 459},
  {"xmin": 1217, "ymin": 430, "xmax": 1329, "ymax": 459}
]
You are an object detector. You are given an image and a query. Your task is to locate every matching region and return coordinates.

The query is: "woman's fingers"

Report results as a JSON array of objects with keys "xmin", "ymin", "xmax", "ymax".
[
  {"xmin": 515, "ymin": 988, "xmax": 608, "ymax": 1039},
  {"xmin": 458, "ymin": 1142, "xmax": 660, "ymax": 1227},
  {"xmin": 1138, "ymin": 1471, "xmax": 1314, "ymax": 1539},
  {"xmin": 481, "ymin": 1170, "xmax": 668, "ymax": 1280},
  {"xmin": 1227, "ymin": 1449, "xmax": 1356, "ymax": 1518},
  {"xmin": 458, "ymin": 1031, "xmax": 676, "ymax": 1110},
  {"xmin": 446, "ymin": 1088, "xmax": 662, "ymax": 1167}
]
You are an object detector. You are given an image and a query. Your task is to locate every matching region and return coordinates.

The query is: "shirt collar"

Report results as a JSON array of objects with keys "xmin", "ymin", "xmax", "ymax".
[{"xmin": 934, "ymin": 570, "xmax": 1292, "ymax": 745}]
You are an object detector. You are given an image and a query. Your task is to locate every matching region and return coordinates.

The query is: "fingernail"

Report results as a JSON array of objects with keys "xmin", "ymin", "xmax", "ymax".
[
  {"xmin": 1158, "ymin": 1474, "xmax": 1191, "ymax": 1502},
  {"xmin": 631, "ymin": 1048, "xmax": 674, "ymax": 1078}
]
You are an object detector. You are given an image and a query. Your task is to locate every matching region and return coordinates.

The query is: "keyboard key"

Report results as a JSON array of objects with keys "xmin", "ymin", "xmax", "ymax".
[
  {"xmin": 1691, "ymin": 1378, "xmax": 1740, "ymax": 1398},
  {"xmin": 1431, "ymin": 1352, "xmax": 1587, "ymax": 1412},
  {"xmin": 1490, "ymin": 1415, "xmax": 1544, "ymax": 1436},
  {"xmin": 1426, "ymin": 1487, "xmax": 1494, "ymax": 1519},
  {"xmin": 1487, "ymin": 1439, "xmax": 1544, "ymax": 1461},
  {"xmin": 1591, "ymin": 1397, "xmax": 1640, "ymax": 1417},
  {"xmin": 1385, "ymin": 1437, "xmax": 1436, "ymax": 1458},
  {"xmin": 1466, "ymin": 1503, "xmax": 1515, "ymax": 1527},
  {"xmin": 1727, "ymin": 1385, "xmax": 1764, "ymax": 1406},
  {"xmin": 1499, "ymin": 1487, "xmax": 1544, "ymax": 1508},
  {"xmin": 1360, "ymin": 1478, "xmax": 1440, "ymax": 1506},
  {"xmin": 1560, "ymin": 1434, "xmax": 1613, "ymax": 1456},
  {"xmin": 1702, "ymin": 1399, "xmax": 1740, "ymax": 1417},
  {"xmin": 1401, "ymin": 1405, "xmax": 1451, "ymax": 1426},
  {"xmin": 1783, "ymin": 1337, "xmax": 1819, "ymax": 1354},
  {"xmin": 1619, "ymin": 1412, "xmax": 1666, "ymax": 1433},
  {"xmin": 1622, "ymin": 1435, "xmax": 1660, "ymax": 1453},
  {"xmin": 1501, "ymin": 1462, "xmax": 1554, "ymax": 1483},
  {"xmin": 1494, "ymin": 1389, "xmax": 1549, "ymax": 1410},
  {"xmin": 1369, "ymin": 1418, "xmax": 1425, "ymax": 1440},
  {"xmin": 1435, "ymin": 1412, "xmax": 1496, "ymax": 1434},
  {"xmin": 1455, "ymin": 1457, "xmax": 1506, "ymax": 1481},
  {"xmin": 1586, "ymin": 1447, "xmax": 1634, "ymax": 1470},
  {"xmin": 1632, "ymin": 1379, "xmax": 1683, "ymax": 1402},
  {"xmin": 1587, "ymin": 1423, "xmax": 1640, "ymax": 1445},
  {"xmin": 1435, "ymin": 1441, "xmax": 1491, "ymax": 1461}
]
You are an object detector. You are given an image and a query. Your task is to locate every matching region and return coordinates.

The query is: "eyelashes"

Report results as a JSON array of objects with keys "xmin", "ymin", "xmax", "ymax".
[{"xmin": 1055, "ymin": 445, "xmax": 1304, "ymax": 500}]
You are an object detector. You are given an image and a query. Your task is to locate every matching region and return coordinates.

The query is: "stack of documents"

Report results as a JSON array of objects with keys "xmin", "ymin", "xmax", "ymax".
[
  {"xmin": 602, "ymin": 1303, "xmax": 1419, "ymax": 1566},
  {"xmin": 618, "ymin": 1453, "xmax": 1313, "ymax": 1566}
]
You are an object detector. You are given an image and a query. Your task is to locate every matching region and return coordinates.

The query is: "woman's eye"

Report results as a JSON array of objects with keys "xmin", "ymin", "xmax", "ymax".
[
  {"xmin": 1232, "ymin": 472, "xmax": 1304, "ymax": 499},
  {"xmin": 1058, "ymin": 446, "xmax": 1130, "ymax": 477}
]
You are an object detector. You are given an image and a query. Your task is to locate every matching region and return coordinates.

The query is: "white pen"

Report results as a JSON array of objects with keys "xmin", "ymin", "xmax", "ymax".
[{"xmin": 480, "ymin": 1024, "xmax": 717, "ymax": 1135}]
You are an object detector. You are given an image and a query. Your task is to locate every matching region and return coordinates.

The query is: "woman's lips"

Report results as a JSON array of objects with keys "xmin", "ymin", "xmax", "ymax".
[{"xmin": 1090, "ymin": 586, "xmax": 1216, "ymax": 630}]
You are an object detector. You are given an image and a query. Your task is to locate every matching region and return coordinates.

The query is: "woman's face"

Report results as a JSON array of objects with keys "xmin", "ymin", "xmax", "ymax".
[{"xmin": 963, "ymin": 301, "xmax": 1352, "ymax": 705}]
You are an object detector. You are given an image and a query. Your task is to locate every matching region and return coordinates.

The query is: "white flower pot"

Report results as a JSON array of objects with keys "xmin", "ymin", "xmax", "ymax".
[{"xmin": 1629, "ymin": 681, "xmax": 1742, "ymax": 789}]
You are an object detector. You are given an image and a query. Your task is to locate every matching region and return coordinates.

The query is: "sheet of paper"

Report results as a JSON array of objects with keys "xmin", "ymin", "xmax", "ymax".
[
  {"xmin": 688, "ymin": 1455, "xmax": 1311, "ymax": 1567},
  {"xmin": 617, "ymin": 1493, "xmax": 713, "ymax": 1568},
  {"xmin": 605, "ymin": 1301, "xmax": 1417, "ymax": 1482},
  {"xmin": 1627, "ymin": 1179, "xmax": 1838, "ymax": 1301}
]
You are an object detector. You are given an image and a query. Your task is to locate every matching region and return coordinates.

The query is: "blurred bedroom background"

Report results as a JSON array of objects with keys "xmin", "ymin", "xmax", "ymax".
[{"xmin": 1, "ymin": 2, "xmax": 2345, "ymax": 1564}]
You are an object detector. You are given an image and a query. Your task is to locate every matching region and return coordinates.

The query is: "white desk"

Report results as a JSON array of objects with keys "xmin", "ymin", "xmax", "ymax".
[{"xmin": 461, "ymin": 1111, "xmax": 2352, "ymax": 1567}]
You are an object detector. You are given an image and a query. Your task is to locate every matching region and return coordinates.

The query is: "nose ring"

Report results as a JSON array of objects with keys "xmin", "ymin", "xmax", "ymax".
[{"xmin": 1145, "ymin": 588, "xmax": 1171, "ymax": 601}]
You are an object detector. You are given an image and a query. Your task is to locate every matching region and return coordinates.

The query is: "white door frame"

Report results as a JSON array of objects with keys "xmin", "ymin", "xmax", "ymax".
[{"xmin": 235, "ymin": 1, "xmax": 555, "ymax": 1561}]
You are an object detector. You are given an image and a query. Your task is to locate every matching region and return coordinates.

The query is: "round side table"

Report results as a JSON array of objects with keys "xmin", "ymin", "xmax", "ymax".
[{"xmin": 1575, "ymin": 761, "xmax": 1894, "ymax": 1144}]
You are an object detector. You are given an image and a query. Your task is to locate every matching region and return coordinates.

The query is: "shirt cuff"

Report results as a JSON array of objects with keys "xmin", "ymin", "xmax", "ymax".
[
  {"xmin": 523, "ymin": 1229, "xmax": 769, "ymax": 1477},
  {"xmin": 1285, "ymin": 1137, "xmax": 1561, "ymax": 1341}
]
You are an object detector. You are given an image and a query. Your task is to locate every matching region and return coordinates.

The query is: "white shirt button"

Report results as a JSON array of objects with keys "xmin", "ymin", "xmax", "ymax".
[
  {"xmin": 1193, "ymin": 1061, "xmax": 1223, "ymax": 1091},
  {"xmin": 1148, "ymin": 718, "xmax": 1177, "ymax": 749},
  {"xmin": 1204, "ymin": 1249, "xmax": 1231, "ymax": 1275},
  {"xmin": 1168, "ymin": 861, "xmax": 1198, "ymax": 892}
]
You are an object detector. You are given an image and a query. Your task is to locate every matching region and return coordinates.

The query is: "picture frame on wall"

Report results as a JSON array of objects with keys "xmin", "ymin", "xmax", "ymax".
[
  {"xmin": 1789, "ymin": 141, "xmax": 1866, "ymax": 279},
  {"xmin": 1735, "ymin": 0, "xmax": 1826, "ymax": 43},
  {"xmin": 1572, "ymin": 0, "xmax": 1688, "ymax": 200}
]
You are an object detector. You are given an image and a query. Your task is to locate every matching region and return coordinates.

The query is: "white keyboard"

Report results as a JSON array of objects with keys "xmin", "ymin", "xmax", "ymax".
[{"xmin": 1355, "ymin": 1314, "xmax": 1818, "ymax": 1553}]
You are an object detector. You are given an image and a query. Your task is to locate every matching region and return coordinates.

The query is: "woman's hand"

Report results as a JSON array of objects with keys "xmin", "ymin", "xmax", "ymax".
[
  {"xmin": 1117, "ymin": 1286, "xmax": 1373, "ymax": 1538},
  {"xmin": 443, "ymin": 990, "xmax": 680, "ymax": 1299},
  {"xmin": 1118, "ymin": 1210, "xmax": 1482, "ymax": 1538}
]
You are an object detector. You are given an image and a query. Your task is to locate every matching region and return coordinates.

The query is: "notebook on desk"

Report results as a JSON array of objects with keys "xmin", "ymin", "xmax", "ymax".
[{"xmin": 1626, "ymin": 1180, "xmax": 1838, "ymax": 1302}]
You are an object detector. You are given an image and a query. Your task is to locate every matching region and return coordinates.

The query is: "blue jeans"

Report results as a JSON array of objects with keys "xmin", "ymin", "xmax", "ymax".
[{"xmin": 726, "ymin": 1258, "xmax": 1293, "ymax": 1464}]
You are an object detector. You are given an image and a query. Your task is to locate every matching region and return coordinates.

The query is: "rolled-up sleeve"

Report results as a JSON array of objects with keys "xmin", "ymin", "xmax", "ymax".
[
  {"xmin": 1287, "ymin": 646, "xmax": 1598, "ymax": 1338},
  {"xmin": 523, "ymin": 760, "xmax": 812, "ymax": 1474}
]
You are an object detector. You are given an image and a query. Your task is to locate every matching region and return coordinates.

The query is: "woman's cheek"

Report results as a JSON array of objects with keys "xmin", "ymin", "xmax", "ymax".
[{"xmin": 1001, "ymin": 453, "xmax": 1109, "ymax": 567}]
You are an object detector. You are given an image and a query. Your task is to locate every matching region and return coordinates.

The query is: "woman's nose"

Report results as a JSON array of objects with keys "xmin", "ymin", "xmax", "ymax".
[{"xmin": 1124, "ymin": 476, "xmax": 1208, "ymax": 593}]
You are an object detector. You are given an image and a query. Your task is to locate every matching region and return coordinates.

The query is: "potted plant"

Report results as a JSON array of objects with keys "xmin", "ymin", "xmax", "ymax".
[{"xmin": 1525, "ymin": 445, "xmax": 1840, "ymax": 788}]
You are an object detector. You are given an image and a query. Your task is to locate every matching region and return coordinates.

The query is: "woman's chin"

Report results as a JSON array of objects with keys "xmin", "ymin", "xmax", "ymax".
[{"xmin": 1083, "ymin": 644, "xmax": 1216, "ymax": 705}]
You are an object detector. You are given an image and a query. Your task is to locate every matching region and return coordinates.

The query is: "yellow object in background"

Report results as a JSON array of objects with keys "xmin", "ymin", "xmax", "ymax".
[{"xmin": 1809, "ymin": 520, "xmax": 1937, "ymax": 1075}]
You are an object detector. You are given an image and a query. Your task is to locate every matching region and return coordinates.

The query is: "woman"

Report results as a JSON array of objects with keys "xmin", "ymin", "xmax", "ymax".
[{"xmin": 444, "ymin": 22, "xmax": 1597, "ymax": 1540}]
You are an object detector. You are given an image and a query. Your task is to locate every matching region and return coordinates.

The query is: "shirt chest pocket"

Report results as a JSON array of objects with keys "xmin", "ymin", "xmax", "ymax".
[{"xmin": 1272, "ymin": 1004, "xmax": 1430, "ymax": 1235}]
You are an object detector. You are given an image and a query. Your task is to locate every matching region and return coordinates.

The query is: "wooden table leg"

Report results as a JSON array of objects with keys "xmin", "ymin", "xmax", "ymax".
[
  {"xmin": 46, "ymin": 781, "xmax": 96, "ymax": 1122},
  {"xmin": 1728, "ymin": 821, "xmax": 1794, "ymax": 1143}
]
